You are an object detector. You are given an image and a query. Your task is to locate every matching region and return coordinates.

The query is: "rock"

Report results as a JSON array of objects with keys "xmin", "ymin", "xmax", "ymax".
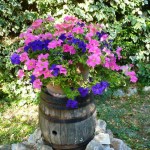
[
  {"xmin": 96, "ymin": 120, "xmax": 107, "ymax": 133},
  {"xmin": 106, "ymin": 129, "xmax": 113, "ymax": 142},
  {"xmin": 111, "ymin": 138, "xmax": 132, "ymax": 150},
  {"xmin": 113, "ymin": 89, "xmax": 125, "ymax": 97},
  {"xmin": 86, "ymin": 139, "xmax": 104, "ymax": 150},
  {"xmin": 0, "ymin": 145, "xmax": 11, "ymax": 150},
  {"xmin": 127, "ymin": 87, "xmax": 137, "ymax": 96},
  {"xmin": 103, "ymin": 145, "xmax": 111, "ymax": 150},
  {"xmin": 37, "ymin": 137, "xmax": 44, "ymax": 145},
  {"xmin": 11, "ymin": 143, "xmax": 35, "ymax": 150},
  {"xmin": 28, "ymin": 128, "xmax": 42, "ymax": 144},
  {"xmin": 143, "ymin": 86, "xmax": 150, "ymax": 92},
  {"xmin": 36, "ymin": 144, "xmax": 53, "ymax": 150},
  {"xmin": 94, "ymin": 133, "xmax": 110, "ymax": 144}
]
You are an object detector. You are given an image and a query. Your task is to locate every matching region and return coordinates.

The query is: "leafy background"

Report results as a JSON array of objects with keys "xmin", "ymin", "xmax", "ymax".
[
  {"xmin": 0, "ymin": 0, "xmax": 150, "ymax": 149},
  {"xmin": 0, "ymin": 0, "xmax": 149, "ymax": 101}
]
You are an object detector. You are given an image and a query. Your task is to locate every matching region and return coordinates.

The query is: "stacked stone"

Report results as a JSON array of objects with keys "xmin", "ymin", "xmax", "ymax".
[{"xmin": 0, "ymin": 119, "xmax": 131, "ymax": 150}]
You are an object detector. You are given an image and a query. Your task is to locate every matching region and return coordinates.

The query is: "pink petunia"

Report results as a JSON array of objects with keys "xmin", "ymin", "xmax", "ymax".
[
  {"xmin": 100, "ymin": 34, "xmax": 109, "ymax": 41},
  {"xmin": 33, "ymin": 79, "xmax": 42, "ymax": 89},
  {"xmin": 86, "ymin": 39, "xmax": 99, "ymax": 49},
  {"xmin": 46, "ymin": 16, "xmax": 54, "ymax": 22},
  {"xmin": 31, "ymin": 19, "xmax": 43, "ymax": 29},
  {"xmin": 116, "ymin": 47, "xmax": 122, "ymax": 60},
  {"xmin": 64, "ymin": 16, "xmax": 78, "ymax": 23},
  {"xmin": 87, "ymin": 54, "xmax": 101, "ymax": 68},
  {"xmin": 126, "ymin": 71, "xmax": 138, "ymax": 83},
  {"xmin": 68, "ymin": 60, "xmax": 73, "ymax": 64},
  {"xmin": 48, "ymin": 40, "xmax": 62, "ymax": 49},
  {"xmin": 20, "ymin": 52, "xmax": 28, "ymax": 62},
  {"xmin": 48, "ymin": 40, "xmax": 58, "ymax": 49},
  {"xmin": 25, "ymin": 59, "xmax": 36, "ymax": 70},
  {"xmin": 102, "ymin": 47, "xmax": 115, "ymax": 57},
  {"xmin": 103, "ymin": 57, "xmax": 120, "ymax": 71},
  {"xmin": 17, "ymin": 47, "xmax": 24, "ymax": 53},
  {"xmin": 88, "ymin": 47, "xmax": 101, "ymax": 55},
  {"xmin": 85, "ymin": 33, "xmax": 93, "ymax": 41},
  {"xmin": 72, "ymin": 27, "xmax": 84, "ymax": 34},
  {"xmin": 43, "ymin": 69, "xmax": 53, "ymax": 79},
  {"xmin": 17, "ymin": 69, "xmax": 25, "ymax": 79},
  {"xmin": 36, "ymin": 60, "xmax": 49, "ymax": 71},
  {"xmin": 32, "ymin": 68, "xmax": 43, "ymax": 77},
  {"xmin": 24, "ymin": 33, "xmax": 39, "ymax": 45},
  {"xmin": 88, "ymin": 24, "xmax": 97, "ymax": 35},
  {"xmin": 63, "ymin": 44, "xmax": 76, "ymax": 55},
  {"xmin": 38, "ymin": 53, "xmax": 49, "ymax": 61},
  {"xmin": 56, "ymin": 65, "xmax": 67, "ymax": 76}
]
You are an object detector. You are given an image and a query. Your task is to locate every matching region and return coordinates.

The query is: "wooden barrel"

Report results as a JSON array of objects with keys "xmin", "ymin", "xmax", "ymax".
[{"xmin": 39, "ymin": 90, "xmax": 96, "ymax": 150}]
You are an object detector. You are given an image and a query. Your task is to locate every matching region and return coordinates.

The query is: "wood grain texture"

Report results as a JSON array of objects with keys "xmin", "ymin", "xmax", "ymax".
[{"xmin": 39, "ymin": 92, "xmax": 96, "ymax": 150}]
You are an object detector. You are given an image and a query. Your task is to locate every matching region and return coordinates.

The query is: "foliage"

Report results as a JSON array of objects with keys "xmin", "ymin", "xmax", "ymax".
[
  {"xmin": 28, "ymin": 0, "xmax": 150, "ymax": 83},
  {"xmin": 0, "ymin": 0, "xmax": 150, "ymax": 101},
  {"xmin": 0, "ymin": 0, "xmax": 38, "ymax": 37},
  {"xmin": 0, "ymin": 37, "xmax": 36, "ymax": 101}
]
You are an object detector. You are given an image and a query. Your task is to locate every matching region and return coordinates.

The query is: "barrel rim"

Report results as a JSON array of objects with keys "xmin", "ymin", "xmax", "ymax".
[{"xmin": 40, "ymin": 88, "xmax": 94, "ymax": 106}]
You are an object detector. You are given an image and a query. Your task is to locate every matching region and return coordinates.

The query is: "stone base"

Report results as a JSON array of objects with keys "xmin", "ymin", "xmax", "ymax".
[{"xmin": 0, "ymin": 120, "xmax": 132, "ymax": 150}]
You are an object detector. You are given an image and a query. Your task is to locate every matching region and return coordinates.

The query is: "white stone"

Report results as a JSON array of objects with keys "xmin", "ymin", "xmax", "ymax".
[
  {"xmin": 113, "ymin": 89, "xmax": 125, "ymax": 97},
  {"xmin": 127, "ymin": 87, "xmax": 137, "ymax": 96},
  {"xmin": 94, "ymin": 133, "xmax": 110, "ymax": 145},
  {"xmin": 106, "ymin": 129, "xmax": 113, "ymax": 142},
  {"xmin": 37, "ymin": 137, "xmax": 44, "ymax": 145},
  {"xmin": 96, "ymin": 120, "xmax": 107, "ymax": 132},
  {"xmin": 86, "ymin": 139, "xmax": 104, "ymax": 150},
  {"xmin": 143, "ymin": 86, "xmax": 150, "ymax": 92},
  {"xmin": 0, "ymin": 145, "xmax": 11, "ymax": 150},
  {"xmin": 28, "ymin": 128, "xmax": 42, "ymax": 144},
  {"xmin": 103, "ymin": 145, "xmax": 111, "ymax": 150},
  {"xmin": 36, "ymin": 144, "xmax": 53, "ymax": 150},
  {"xmin": 11, "ymin": 143, "xmax": 33, "ymax": 150},
  {"xmin": 111, "ymin": 138, "xmax": 132, "ymax": 150}
]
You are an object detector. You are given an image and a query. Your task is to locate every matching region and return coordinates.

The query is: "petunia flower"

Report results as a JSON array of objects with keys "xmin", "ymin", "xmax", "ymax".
[{"xmin": 87, "ymin": 54, "xmax": 101, "ymax": 68}]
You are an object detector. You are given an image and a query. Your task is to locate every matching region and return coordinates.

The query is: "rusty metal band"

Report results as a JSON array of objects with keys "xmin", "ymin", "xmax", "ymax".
[
  {"xmin": 43, "ymin": 134, "xmax": 94, "ymax": 150},
  {"xmin": 39, "ymin": 106, "xmax": 96, "ymax": 123},
  {"xmin": 40, "ymin": 96, "xmax": 94, "ymax": 110}
]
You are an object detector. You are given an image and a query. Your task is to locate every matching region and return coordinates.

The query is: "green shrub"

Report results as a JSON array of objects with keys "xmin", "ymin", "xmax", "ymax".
[
  {"xmin": 0, "ymin": 0, "xmax": 38, "ymax": 37},
  {"xmin": 1, "ymin": 0, "xmax": 150, "ymax": 101}
]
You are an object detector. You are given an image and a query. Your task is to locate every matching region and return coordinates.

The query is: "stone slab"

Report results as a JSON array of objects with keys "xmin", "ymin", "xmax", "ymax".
[{"xmin": 94, "ymin": 133, "xmax": 110, "ymax": 145}]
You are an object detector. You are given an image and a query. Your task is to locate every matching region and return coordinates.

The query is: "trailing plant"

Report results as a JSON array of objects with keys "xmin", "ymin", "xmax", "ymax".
[{"xmin": 10, "ymin": 16, "xmax": 137, "ymax": 108}]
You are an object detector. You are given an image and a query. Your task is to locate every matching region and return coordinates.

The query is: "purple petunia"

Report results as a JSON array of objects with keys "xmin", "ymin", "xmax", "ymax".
[
  {"xmin": 78, "ymin": 87, "xmax": 89, "ymax": 97},
  {"xmin": 66, "ymin": 99, "xmax": 78, "ymax": 109},
  {"xmin": 92, "ymin": 81, "xmax": 109, "ymax": 95},
  {"xmin": 96, "ymin": 31, "xmax": 106, "ymax": 40},
  {"xmin": 10, "ymin": 53, "xmax": 21, "ymax": 65},
  {"xmin": 59, "ymin": 34, "xmax": 66, "ymax": 41},
  {"xmin": 30, "ymin": 75, "xmax": 36, "ymax": 83},
  {"xmin": 77, "ymin": 22, "xmax": 85, "ymax": 27},
  {"xmin": 72, "ymin": 38, "xmax": 86, "ymax": 53},
  {"xmin": 24, "ymin": 39, "xmax": 50, "ymax": 52},
  {"xmin": 49, "ymin": 64, "xmax": 60, "ymax": 76}
]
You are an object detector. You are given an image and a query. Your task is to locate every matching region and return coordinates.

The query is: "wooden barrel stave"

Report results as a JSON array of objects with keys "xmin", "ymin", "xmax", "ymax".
[{"xmin": 39, "ymin": 91, "xmax": 96, "ymax": 150}]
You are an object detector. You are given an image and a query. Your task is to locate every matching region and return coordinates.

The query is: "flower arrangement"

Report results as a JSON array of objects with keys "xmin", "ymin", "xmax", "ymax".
[{"xmin": 10, "ymin": 16, "xmax": 137, "ymax": 108}]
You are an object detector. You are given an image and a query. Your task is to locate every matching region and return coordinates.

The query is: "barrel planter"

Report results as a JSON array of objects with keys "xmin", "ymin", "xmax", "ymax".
[{"xmin": 39, "ymin": 90, "xmax": 96, "ymax": 150}]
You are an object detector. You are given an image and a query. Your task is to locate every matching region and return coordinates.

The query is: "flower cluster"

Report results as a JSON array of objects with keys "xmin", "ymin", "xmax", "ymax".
[{"xmin": 10, "ymin": 16, "xmax": 138, "ymax": 108}]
